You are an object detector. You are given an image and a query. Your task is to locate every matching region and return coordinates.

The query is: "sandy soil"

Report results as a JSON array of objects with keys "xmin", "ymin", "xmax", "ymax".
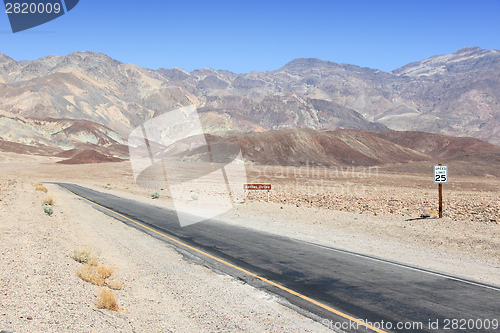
[
  {"xmin": 1, "ymin": 153, "xmax": 499, "ymax": 332},
  {"xmin": 0, "ymin": 167, "xmax": 330, "ymax": 332}
]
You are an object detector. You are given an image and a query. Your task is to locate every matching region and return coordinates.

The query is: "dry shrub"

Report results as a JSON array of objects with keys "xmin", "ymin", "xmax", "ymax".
[
  {"xmin": 77, "ymin": 263, "xmax": 112, "ymax": 286},
  {"xmin": 76, "ymin": 264, "xmax": 124, "ymax": 290},
  {"xmin": 43, "ymin": 204, "xmax": 54, "ymax": 216},
  {"xmin": 96, "ymin": 264, "xmax": 114, "ymax": 280},
  {"xmin": 43, "ymin": 196, "xmax": 55, "ymax": 206},
  {"xmin": 33, "ymin": 182, "xmax": 43, "ymax": 186},
  {"xmin": 72, "ymin": 248, "xmax": 99, "ymax": 266},
  {"xmin": 35, "ymin": 185, "xmax": 48, "ymax": 193},
  {"xmin": 96, "ymin": 288, "xmax": 119, "ymax": 312}
]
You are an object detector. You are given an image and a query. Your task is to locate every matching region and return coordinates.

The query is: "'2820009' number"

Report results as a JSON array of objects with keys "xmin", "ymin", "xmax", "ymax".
[
  {"xmin": 443, "ymin": 318, "xmax": 498, "ymax": 330},
  {"xmin": 5, "ymin": 2, "xmax": 62, "ymax": 14}
]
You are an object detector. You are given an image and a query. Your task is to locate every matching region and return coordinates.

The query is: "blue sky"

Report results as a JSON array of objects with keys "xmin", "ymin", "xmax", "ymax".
[{"xmin": 1, "ymin": 0, "xmax": 500, "ymax": 73}]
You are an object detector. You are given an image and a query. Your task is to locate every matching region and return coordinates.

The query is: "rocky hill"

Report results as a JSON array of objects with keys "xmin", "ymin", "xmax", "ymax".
[
  {"xmin": 159, "ymin": 47, "xmax": 500, "ymax": 145},
  {"xmin": 0, "ymin": 111, "xmax": 127, "ymax": 157},
  {"xmin": 1, "ymin": 47, "xmax": 500, "ymax": 166},
  {"xmin": 205, "ymin": 129, "xmax": 500, "ymax": 169},
  {"xmin": 1, "ymin": 47, "xmax": 499, "ymax": 145}
]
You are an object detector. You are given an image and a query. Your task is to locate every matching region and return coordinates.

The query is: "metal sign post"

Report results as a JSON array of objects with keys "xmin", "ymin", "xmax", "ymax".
[
  {"xmin": 438, "ymin": 183, "xmax": 443, "ymax": 218},
  {"xmin": 434, "ymin": 164, "xmax": 448, "ymax": 218}
]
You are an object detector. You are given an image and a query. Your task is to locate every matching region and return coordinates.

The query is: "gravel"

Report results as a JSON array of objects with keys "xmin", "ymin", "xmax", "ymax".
[{"xmin": 0, "ymin": 179, "xmax": 330, "ymax": 332}]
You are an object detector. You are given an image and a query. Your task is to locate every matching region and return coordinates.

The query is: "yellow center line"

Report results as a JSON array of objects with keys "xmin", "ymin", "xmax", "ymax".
[{"xmin": 64, "ymin": 186, "xmax": 388, "ymax": 333}]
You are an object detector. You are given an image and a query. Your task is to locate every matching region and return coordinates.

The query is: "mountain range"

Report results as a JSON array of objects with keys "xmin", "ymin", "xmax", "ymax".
[{"xmin": 0, "ymin": 47, "xmax": 499, "ymax": 168}]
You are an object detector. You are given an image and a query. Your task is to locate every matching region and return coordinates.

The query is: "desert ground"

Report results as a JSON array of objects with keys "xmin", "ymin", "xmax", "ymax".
[{"xmin": 0, "ymin": 153, "xmax": 499, "ymax": 332}]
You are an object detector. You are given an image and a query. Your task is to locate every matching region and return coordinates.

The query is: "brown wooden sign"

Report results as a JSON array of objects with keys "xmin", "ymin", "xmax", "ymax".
[
  {"xmin": 243, "ymin": 184, "xmax": 271, "ymax": 202},
  {"xmin": 243, "ymin": 184, "xmax": 271, "ymax": 190}
]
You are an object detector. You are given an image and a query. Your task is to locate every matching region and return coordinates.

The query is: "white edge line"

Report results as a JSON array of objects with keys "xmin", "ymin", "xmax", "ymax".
[{"xmin": 298, "ymin": 240, "xmax": 500, "ymax": 292}]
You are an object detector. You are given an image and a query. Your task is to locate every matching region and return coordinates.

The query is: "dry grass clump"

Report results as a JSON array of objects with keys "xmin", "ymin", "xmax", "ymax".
[
  {"xmin": 73, "ymin": 248, "xmax": 125, "ymax": 311},
  {"xmin": 96, "ymin": 288, "xmax": 119, "ymax": 312},
  {"xmin": 77, "ymin": 264, "xmax": 113, "ymax": 286},
  {"xmin": 43, "ymin": 195, "xmax": 55, "ymax": 206},
  {"xmin": 71, "ymin": 248, "xmax": 99, "ymax": 266},
  {"xmin": 35, "ymin": 185, "xmax": 48, "ymax": 192},
  {"xmin": 73, "ymin": 251, "xmax": 125, "ymax": 290},
  {"xmin": 32, "ymin": 182, "xmax": 43, "ymax": 186}
]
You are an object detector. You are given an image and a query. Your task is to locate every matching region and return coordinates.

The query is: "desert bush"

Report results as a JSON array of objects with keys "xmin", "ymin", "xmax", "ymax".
[
  {"xmin": 150, "ymin": 191, "xmax": 160, "ymax": 199},
  {"xmin": 43, "ymin": 203, "xmax": 53, "ymax": 216},
  {"xmin": 43, "ymin": 196, "xmax": 55, "ymax": 206},
  {"xmin": 72, "ymin": 248, "xmax": 99, "ymax": 266},
  {"xmin": 35, "ymin": 185, "xmax": 48, "ymax": 193},
  {"xmin": 77, "ymin": 263, "xmax": 112, "ymax": 286},
  {"xmin": 96, "ymin": 288, "xmax": 119, "ymax": 312},
  {"xmin": 76, "ymin": 263, "xmax": 124, "ymax": 290}
]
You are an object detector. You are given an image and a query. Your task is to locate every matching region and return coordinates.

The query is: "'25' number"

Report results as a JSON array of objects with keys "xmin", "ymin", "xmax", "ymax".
[{"xmin": 435, "ymin": 174, "xmax": 446, "ymax": 182}]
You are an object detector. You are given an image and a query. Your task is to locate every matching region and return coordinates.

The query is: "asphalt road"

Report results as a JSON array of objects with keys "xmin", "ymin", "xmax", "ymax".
[{"xmin": 56, "ymin": 183, "xmax": 500, "ymax": 333}]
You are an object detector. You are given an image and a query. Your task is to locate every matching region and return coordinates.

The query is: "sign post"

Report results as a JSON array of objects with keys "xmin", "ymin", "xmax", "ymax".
[
  {"xmin": 438, "ymin": 183, "xmax": 443, "ymax": 218},
  {"xmin": 243, "ymin": 184, "xmax": 272, "ymax": 203},
  {"xmin": 433, "ymin": 165, "xmax": 448, "ymax": 218}
]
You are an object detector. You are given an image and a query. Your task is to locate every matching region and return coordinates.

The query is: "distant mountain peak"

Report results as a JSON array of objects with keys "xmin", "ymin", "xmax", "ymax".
[
  {"xmin": 0, "ymin": 53, "xmax": 16, "ymax": 64},
  {"xmin": 452, "ymin": 46, "xmax": 484, "ymax": 55},
  {"xmin": 455, "ymin": 46, "xmax": 499, "ymax": 58},
  {"xmin": 277, "ymin": 58, "xmax": 340, "ymax": 72},
  {"xmin": 392, "ymin": 46, "xmax": 500, "ymax": 77},
  {"xmin": 1, "ymin": 47, "xmax": 500, "ymax": 151}
]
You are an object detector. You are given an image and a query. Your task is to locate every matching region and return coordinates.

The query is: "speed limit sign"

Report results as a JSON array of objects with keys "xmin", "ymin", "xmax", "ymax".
[
  {"xmin": 434, "ymin": 165, "xmax": 448, "ymax": 183},
  {"xmin": 434, "ymin": 164, "xmax": 447, "ymax": 218}
]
